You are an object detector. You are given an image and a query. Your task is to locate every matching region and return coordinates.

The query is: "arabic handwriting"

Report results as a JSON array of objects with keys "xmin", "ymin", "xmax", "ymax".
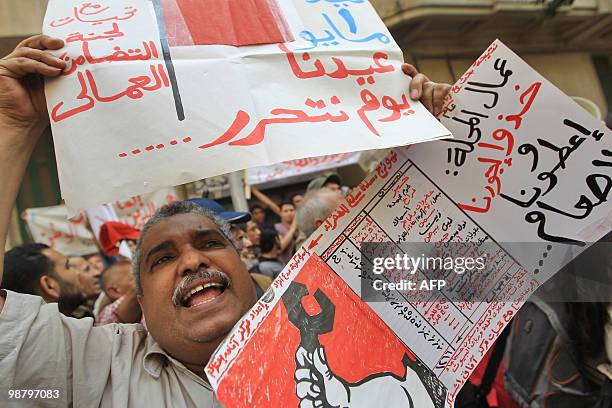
[
  {"xmin": 297, "ymin": 9, "xmax": 390, "ymax": 50},
  {"xmin": 280, "ymin": 43, "xmax": 394, "ymax": 80},
  {"xmin": 50, "ymin": 4, "xmax": 137, "ymax": 27},
  {"xmin": 356, "ymin": 89, "xmax": 381, "ymax": 136},
  {"xmin": 65, "ymin": 22, "xmax": 124, "ymax": 43},
  {"xmin": 525, "ymin": 211, "xmax": 585, "ymax": 246},
  {"xmin": 536, "ymin": 174, "xmax": 610, "ymax": 220},
  {"xmin": 61, "ymin": 40, "xmax": 159, "ymax": 76},
  {"xmin": 51, "ymin": 71, "xmax": 95, "ymax": 122},
  {"xmin": 51, "ymin": 64, "xmax": 169, "ymax": 122},
  {"xmin": 200, "ymin": 97, "xmax": 349, "ymax": 149},
  {"xmin": 504, "ymin": 82, "xmax": 541, "ymax": 130}
]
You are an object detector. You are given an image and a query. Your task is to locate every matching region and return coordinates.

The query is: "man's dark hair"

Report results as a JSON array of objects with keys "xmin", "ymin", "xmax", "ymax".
[
  {"xmin": 2, "ymin": 243, "xmax": 53, "ymax": 295},
  {"xmin": 259, "ymin": 228, "xmax": 279, "ymax": 253},
  {"xmin": 250, "ymin": 204, "xmax": 264, "ymax": 212},
  {"xmin": 279, "ymin": 201, "xmax": 295, "ymax": 210}
]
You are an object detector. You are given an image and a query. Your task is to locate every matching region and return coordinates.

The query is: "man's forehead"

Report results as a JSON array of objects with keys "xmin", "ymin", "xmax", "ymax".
[
  {"xmin": 142, "ymin": 213, "xmax": 220, "ymax": 247},
  {"xmin": 42, "ymin": 248, "xmax": 66, "ymax": 266},
  {"xmin": 68, "ymin": 256, "xmax": 87, "ymax": 265}
]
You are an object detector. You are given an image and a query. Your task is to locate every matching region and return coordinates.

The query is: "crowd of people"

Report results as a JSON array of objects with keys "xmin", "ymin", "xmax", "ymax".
[{"xmin": 0, "ymin": 34, "xmax": 610, "ymax": 408}]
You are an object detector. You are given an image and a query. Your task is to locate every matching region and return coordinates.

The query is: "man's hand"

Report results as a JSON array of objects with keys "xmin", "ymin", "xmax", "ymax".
[
  {"xmin": 295, "ymin": 346, "xmax": 349, "ymax": 408},
  {"xmin": 0, "ymin": 35, "xmax": 66, "ymax": 132},
  {"xmin": 402, "ymin": 63, "xmax": 451, "ymax": 118}
]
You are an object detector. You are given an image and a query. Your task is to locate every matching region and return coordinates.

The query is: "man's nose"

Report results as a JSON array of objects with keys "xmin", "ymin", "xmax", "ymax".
[{"xmin": 176, "ymin": 245, "xmax": 211, "ymax": 276}]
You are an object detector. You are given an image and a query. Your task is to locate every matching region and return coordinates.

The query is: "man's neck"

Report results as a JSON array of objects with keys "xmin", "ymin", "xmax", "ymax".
[
  {"xmin": 261, "ymin": 251, "xmax": 278, "ymax": 259},
  {"xmin": 184, "ymin": 362, "xmax": 209, "ymax": 380}
]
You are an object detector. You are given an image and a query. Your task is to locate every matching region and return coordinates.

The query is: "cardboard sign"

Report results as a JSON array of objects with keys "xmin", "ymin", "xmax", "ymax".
[{"xmin": 43, "ymin": 0, "xmax": 450, "ymax": 214}]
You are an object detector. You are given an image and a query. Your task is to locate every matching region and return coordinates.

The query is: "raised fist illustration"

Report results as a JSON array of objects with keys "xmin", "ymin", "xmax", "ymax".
[{"xmin": 294, "ymin": 346, "xmax": 435, "ymax": 408}]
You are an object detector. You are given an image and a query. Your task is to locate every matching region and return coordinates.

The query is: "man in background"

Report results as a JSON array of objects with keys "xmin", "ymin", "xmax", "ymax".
[
  {"xmin": 68, "ymin": 255, "xmax": 102, "ymax": 308},
  {"xmin": 306, "ymin": 173, "xmax": 342, "ymax": 194},
  {"xmin": 296, "ymin": 187, "xmax": 344, "ymax": 247},
  {"xmin": 275, "ymin": 201, "xmax": 298, "ymax": 265},
  {"xmin": 2, "ymin": 243, "xmax": 89, "ymax": 317},
  {"xmin": 256, "ymin": 228, "xmax": 284, "ymax": 279},
  {"xmin": 245, "ymin": 220, "xmax": 261, "ymax": 247},
  {"xmin": 250, "ymin": 204, "xmax": 267, "ymax": 226},
  {"xmin": 96, "ymin": 259, "xmax": 141, "ymax": 325}
]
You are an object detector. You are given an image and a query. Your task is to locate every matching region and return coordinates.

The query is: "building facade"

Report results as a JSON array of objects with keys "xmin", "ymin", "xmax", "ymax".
[{"xmin": 373, "ymin": 0, "xmax": 612, "ymax": 117}]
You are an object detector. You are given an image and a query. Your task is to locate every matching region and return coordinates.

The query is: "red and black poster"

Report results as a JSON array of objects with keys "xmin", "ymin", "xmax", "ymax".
[{"xmin": 215, "ymin": 255, "xmax": 446, "ymax": 407}]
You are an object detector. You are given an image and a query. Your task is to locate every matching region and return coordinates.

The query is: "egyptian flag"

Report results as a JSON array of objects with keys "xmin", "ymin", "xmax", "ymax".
[{"xmin": 160, "ymin": 0, "xmax": 293, "ymax": 46}]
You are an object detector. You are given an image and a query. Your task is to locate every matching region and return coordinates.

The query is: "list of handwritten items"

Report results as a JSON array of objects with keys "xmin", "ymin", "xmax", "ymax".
[{"xmin": 43, "ymin": 0, "xmax": 450, "ymax": 214}]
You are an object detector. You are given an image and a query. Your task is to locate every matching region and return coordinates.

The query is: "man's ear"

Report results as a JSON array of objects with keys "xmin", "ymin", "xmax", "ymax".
[
  {"xmin": 107, "ymin": 285, "xmax": 120, "ymax": 299},
  {"xmin": 39, "ymin": 275, "xmax": 60, "ymax": 303}
]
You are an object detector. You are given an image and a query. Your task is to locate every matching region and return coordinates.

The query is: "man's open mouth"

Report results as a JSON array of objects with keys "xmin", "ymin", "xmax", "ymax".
[{"xmin": 179, "ymin": 279, "xmax": 228, "ymax": 308}]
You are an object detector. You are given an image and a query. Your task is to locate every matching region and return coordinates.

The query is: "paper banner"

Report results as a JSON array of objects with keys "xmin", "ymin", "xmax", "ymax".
[
  {"xmin": 24, "ymin": 207, "xmax": 96, "ymax": 256},
  {"xmin": 23, "ymin": 187, "xmax": 179, "ymax": 255},
  {"xmin": 43, "ymin": 0, "xmax": 450, "ymax": 214}
]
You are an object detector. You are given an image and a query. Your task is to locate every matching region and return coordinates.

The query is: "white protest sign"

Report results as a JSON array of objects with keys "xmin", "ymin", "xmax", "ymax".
[
  {"xmin": 43, "ymin": 0, "xmax": 451, "ymax": 215},
  {"xmin": 24, "ymin": 206, "xmax": 97, "ymax": 256},
  {"xmin": 24, "ymin": 187, "xmax": 179, "ymax": 256},
  {"xmin": 247, "ymin": 152, "xmax": 360, "ymax": 185},
  {"xmin": 205, "ymin": 41, "xmax": 611, "ymax": 407},
  {"xmin": 112, "ymin": 187, "xmax": 179, "ymax": 229},
  {"xmin": 407, "ymin": 39, "xmax": 612, "ymax": 277}
]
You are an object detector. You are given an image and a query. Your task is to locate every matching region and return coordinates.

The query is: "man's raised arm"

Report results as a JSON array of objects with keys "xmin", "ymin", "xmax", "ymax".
[{"xmin": 0, "ymin": 35, "xmax": 66, "ymax": 312}]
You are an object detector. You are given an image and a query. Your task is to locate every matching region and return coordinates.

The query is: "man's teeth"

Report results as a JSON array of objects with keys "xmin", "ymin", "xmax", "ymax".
[{"xmin": 182, "ymin": 282, "xmax": 224, "ymax": 303}]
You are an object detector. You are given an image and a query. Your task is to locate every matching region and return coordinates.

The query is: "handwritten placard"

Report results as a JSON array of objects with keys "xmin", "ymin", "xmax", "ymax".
[
  {"xmin": 43, "ymin": 0, "xmax": 450, "ymax": 214},
  {"xmin": 247, "ymin": 152, "xmax": 360, "ymax": 185},
  {"xmin": 24, "ymin": 206, "xmax": 97, "ymax": 256},
  {"xmin": 407, "ymin": 39, "xmax": 612, "ymax": 276},
  {"xmin": 206, "ymin": 41, "xmax": 611, "ymax": 407},
  {"xmin": 24, "ymin": 187, "xmax": 179, "ymax": 255}
]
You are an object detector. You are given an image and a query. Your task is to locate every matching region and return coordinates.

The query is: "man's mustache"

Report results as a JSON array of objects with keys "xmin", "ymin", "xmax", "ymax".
[{"xmin": 171, "ymin": 268, "xmax": 231, "ymax": 307}]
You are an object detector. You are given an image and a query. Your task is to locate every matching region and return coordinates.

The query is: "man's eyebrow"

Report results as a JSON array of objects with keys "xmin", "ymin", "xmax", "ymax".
[
  {"xmin": 193, "ymin": 229, "xmax": 227, "ymax": 242},
  {"xmin": 144, "ymin": 240, "xmax": 175, "ymax": 268}
]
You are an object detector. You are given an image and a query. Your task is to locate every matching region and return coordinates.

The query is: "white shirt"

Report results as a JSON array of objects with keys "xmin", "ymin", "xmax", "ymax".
[{"xmin": 0, "ymin": 290, "xmax": 223, "ymax": 407}]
